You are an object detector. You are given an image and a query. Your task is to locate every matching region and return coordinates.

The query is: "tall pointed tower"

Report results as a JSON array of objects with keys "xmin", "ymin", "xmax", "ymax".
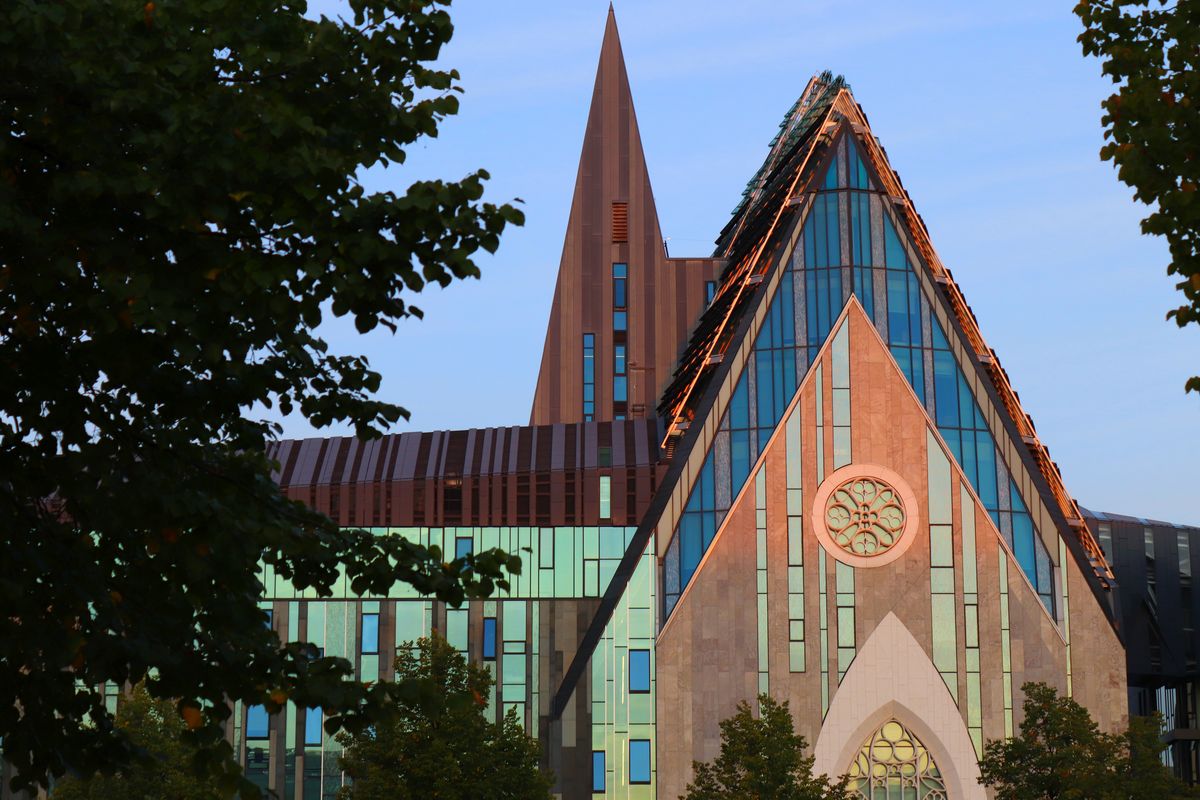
[{"xmin": 529, "ymin": 8, "xmax": 723, "ymax": 426}]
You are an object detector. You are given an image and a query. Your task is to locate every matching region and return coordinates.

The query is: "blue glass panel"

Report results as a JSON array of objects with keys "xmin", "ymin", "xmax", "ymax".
[
  {"xmin": 455, "ymin": 536, "xmax": 473, "ymax": 560},
  {"xmin": 680, "ymin": 515, "xmax": 702, "ymax": 586},
  {"xmin": 730, "ymin": 430, "xmax": 751, "ymax": 495},
  {"xmin": 614, "ymin": 344, "xmax": 626, "ymax": 375},
  {"xmin": 823, "ymin": 156, "xmax": 838, "ymax": 189},
  {"xmin": 701, "ymin": 513, "xmax": 716, "ymax": 550},
  {"xmin": 614, "ymin": 278, "xmax": 627, "ymax": 309},
  {"xmin": 1011, "ymin": 482, "xmax": 1037, "ymax": 582},
  {"xmin": 933, "ymin": 350, "xmax": 959, "ymax": 428},
  {"xmin": 304, "ymin": 707, "xmax": 322, "ymax": 746},
  {"xmin": 482, "ymin": 617, "xmax": 497, "ymax": 660},
  {"xmin": 629, "ymin": 740, "xmax": 652, "ymax": 784},
  {"xmin": 705, "ymin": 281, "xmax": 717, "ymax": 305},
  {"xmin": 592, "ymin": 751, "xmax": 606, "ymax": 792},
  {"xmin": 612, "ymin": 262, "xmax": 627, "ymax": 278},
  {"xmin": 629, "ymin": 649, "xmax": 651, "ymax": 693},
  {"xmin": 887, "ymin": 270, "xmax": 909, "ymax": 345},
  {"xmin": 613, "ymin": 376, "xmax": 627, "ymax": 402},
  {"xmin": 361, "ymin": 613, "xmax": 379, "ymax": 655},
  {"xmin": 884, "ymin": 214, "xmax": 906, "ymax": 268},
  {"xmin": 247, "ymin": 705, "xmax": 269, "ymax": 739},
  {"xmin": 613, "ymin": 311, "xmax": 627, "ymax": 331},
  {"xmin": 699, "ymin": 457, "xmax": 715, "ymax": 511},
  {"xmin": 976, "ymin": 430, "xmax": 998, "ymax": 509}
]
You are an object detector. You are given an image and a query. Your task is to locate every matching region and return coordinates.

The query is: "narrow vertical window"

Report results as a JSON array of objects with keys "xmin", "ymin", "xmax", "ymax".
[
  {"xmin": 613, "ymin": 263, "xmax": 628, "ymax": 309},
  {"xmin": 705, "ymin": 280, "xmax": 717, "ymax": 305},
  {"xmin": 482, "ymin": 617, "xmax": 497, "ymax": 660},
  {"xmin": 628, "ymin": 649, "xmax": 650, "ymax": 693},
  {"xmin": 592, "ymin": 750, "xmax": 606, "ymax": 793},
  {"xmin": 629, "ymin": 739, "xmax": 651, "ymax": 784},
  {"xmin": 361, "ymin": 612, "xmax": 379, "ymax": 655},
  {"xmin": 614, "ymin": 343, "xmax": 627, "ymax": 403},
  {"xmin": 304, "ymin": 707, "xmax": 322, "ymax": 747},
  {"xmin": 612, "ymin": 264, "xmax": 629, "ymax": 415},
  {"xmin": 582, "ymin": 333, "xmax": 595, "ymax": 421},
  {"xmin": 599, "ymin": 475, "xmax": 611, "ymax": 520},
  {"xmin": 246, "ymin": 705, "xmax": 269, "ymax": 740},
  {"xmin": 263, "ymin": 609, "xmax": 273, "ymax": 629}
]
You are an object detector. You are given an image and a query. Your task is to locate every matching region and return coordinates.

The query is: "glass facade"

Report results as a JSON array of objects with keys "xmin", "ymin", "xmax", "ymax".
[
  {"xmin": 662, "ymin": 132, "xmax": 1059, "ymax": 620},
  {"xmin": 248, "ymin": 525, "xmax": 651, "ymax": 798}
]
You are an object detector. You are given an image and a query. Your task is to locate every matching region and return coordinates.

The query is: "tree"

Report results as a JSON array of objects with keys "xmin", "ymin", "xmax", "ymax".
[
  {"xmin": 1076, "ymin": 0, "xmax": 1200, "ymax": 392},
  {"xmin": 0, "ymin": 1, "xmax": 523, "ymax": 795},
  {"xmin": 682, "ymin": 694, "xmax": 851, "ymax": 800},
  {"xmin": 335, "ymin": 634, "xmax": 552, "ymax": 800},
  {"xmin": 978, "ymin": 682, "xmax": 1196, "ymax": 800},
  {"xmin": 50, "ymin": 684, "xmax": 225, "ymax": 800}
]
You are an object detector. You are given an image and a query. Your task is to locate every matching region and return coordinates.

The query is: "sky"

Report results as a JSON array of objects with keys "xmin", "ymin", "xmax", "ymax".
[{"xmin": 286, "ymin": 1, "xmax": 1198, "ymax": 524}]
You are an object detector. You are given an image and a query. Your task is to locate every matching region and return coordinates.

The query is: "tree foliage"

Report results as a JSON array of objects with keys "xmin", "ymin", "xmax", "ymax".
[
  {"xmin": 50, "ymin": 684, "xmax": 227, "ymax": 800},
  {"xmin": 335, "ymin": 634, "xmax": 552, "ymax": 800},
  {"xmin": 1076, "ymin": 0, "xmax": 1200, "ymax": 392},
  {"xmin": 682, "ymin": 694, "xmax": 851, "ymax": 800},
  {"xmin": 0, "ymin": 0, "xmax": 523, "ymax": 794},
  {"xmin": 978, "ymin": 682, "xmax": 1197, "ymax": 800}
]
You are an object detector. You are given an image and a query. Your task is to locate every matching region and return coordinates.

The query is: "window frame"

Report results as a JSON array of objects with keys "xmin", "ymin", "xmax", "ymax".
[
  {"xmin": 628, "ymin": 738, "xmax": 652, "ymax": 784},
  {"xmin": 628, "ymin": 649, "xmax": 651, "ymax": 694}
]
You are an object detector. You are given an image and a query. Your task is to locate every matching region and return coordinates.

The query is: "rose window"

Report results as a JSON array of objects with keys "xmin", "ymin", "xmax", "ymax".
[{"xmin": 824, "ymin": 477, "xmax": 906, "ymax": 557}]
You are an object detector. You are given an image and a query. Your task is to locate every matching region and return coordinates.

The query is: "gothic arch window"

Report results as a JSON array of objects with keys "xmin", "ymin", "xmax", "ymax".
[{"xmin": 848, "ymin": 719, "xmax": 947, "ymax": 800}]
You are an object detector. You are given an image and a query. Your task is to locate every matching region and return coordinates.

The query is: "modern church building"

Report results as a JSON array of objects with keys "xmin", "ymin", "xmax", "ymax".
[{"xmin": 241, "ymin": 10, "xmax": 1198, "ymax": 799}]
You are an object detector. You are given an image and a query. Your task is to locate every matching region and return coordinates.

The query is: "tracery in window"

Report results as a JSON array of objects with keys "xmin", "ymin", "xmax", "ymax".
[{"xmin": 848, "ymin": 719, "xmax": 947, "ymax": 800}]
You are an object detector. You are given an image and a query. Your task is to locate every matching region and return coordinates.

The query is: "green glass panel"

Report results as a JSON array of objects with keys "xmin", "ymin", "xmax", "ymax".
[{"xmin": 926, "ymin": 430, "xmax": 952, "ymax": 525}]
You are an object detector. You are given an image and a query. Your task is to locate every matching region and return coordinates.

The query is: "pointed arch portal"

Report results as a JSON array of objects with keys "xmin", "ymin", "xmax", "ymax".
[{"xmin": 812, "ymin": 612, "xmax": 985, "ymax": 800}]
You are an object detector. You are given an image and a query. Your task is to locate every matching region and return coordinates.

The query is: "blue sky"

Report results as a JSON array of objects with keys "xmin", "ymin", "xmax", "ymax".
[{"xmin": 287, "ymin": 1, "xmax": 1198, "ymax": 524}]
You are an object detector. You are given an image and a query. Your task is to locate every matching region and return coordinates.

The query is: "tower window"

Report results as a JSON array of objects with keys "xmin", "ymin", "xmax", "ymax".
[{"xmin": 583, "ymin": 333, "xmax": 595, "ymax": 421}]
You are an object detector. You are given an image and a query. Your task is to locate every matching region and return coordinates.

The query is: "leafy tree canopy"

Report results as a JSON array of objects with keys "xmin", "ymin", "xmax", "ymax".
[
  {"xmin": 978, "ymin": 682, "xmax": 1197, "ymax": 800},
  {"xmin": 336, "ymin": 634, "xmax": 553, "ymax": 800},
  {"xmin": 0, "ymin": 0, "xmax": 523, "ymax": 795},
  {"xmin": 682, "ymin": 694, "xmax": 851, "ymax": 800},
  {"xmin": 1076, "ymin": 0, "xmax": 1200, "ymax": 392},
  {"xmin": 50, "ymin": 683, "xmax": 227, "ymax": 800}
]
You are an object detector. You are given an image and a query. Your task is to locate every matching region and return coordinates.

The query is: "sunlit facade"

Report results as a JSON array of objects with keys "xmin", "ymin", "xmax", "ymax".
[{"xmin": 233, "ymin": 9, "xmax": 1194, "ymax": 800}]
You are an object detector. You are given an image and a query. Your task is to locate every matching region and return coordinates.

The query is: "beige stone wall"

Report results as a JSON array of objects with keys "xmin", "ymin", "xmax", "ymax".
[{"xmin": 656, "ymin": 301, "xmax": 1127, "ymax": 797}]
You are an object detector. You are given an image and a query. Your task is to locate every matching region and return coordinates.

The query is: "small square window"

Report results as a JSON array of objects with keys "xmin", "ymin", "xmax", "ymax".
[
  {"xmin": 246, "ymin": 705, "xmax": 269, "ymax": 740},
  {"xmin": 304, "ymin": 707, "xmax": 322, "ymax": 747},
  {"xmin": 629, "ymin": 739, "xmax": 651, "ymax": 784},
  {"xmin": 455, "ymin": 536, "xmax": 473, "ymax": 560},
  {"xmin": 361, "ymin": 613, "xmax": 379, "ymax": 655},
  {"xmin": 483, "ymin": 617, "xmax": 497, "ymax": 660},
  {"xmin": 629, "ymin": 649, "xmax": 650, "ymax": 693},
  {"xmin": 592, "ymin": 750, "xmax": 606, "ymax": 793}
]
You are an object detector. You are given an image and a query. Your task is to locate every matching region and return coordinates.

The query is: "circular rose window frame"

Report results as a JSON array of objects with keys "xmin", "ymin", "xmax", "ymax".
[{"xmin": 810, "ymin": 463, "xmax": 921, "ymax": 569}]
